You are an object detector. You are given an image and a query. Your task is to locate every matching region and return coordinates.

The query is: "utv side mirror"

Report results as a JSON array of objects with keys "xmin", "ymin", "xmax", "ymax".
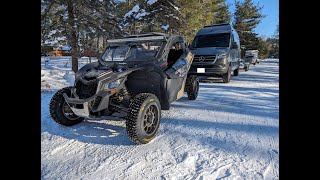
[{"xmin": 232, "ymin": 42, "xmax": 238, "ymax": 49}]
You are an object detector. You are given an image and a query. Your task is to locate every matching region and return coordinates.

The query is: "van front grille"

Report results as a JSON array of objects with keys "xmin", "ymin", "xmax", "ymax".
[{"xmin": 193, "ymin": 55, "xmax": 216, "ymax": 62}]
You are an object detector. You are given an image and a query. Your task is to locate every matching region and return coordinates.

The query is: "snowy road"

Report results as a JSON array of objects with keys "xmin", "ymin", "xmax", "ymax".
[{"xmin": 41, "ymin": 59, "xmax": 279, "ymax": 179}]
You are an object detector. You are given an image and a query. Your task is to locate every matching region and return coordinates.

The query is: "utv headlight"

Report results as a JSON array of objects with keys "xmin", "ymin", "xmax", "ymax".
[
  {"xmin": 108, "ymin": 79, "xmax": 122, "ymax": 89},
  {"xmin": 217, "ymin": 54, "xmax": 227, "ymax": 59},
  {"xmin": 102, "ymin": 78, "xmax": 123, "ymax": 90}
]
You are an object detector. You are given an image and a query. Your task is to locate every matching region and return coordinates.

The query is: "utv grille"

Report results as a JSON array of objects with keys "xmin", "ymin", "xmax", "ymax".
[
  {"xmin": 92, "ymin": 96, "xmax": 102, "ymax": 109},
  {"xmin": 75, "ymin": 80, "xmax": 98, "ymax": 99},
  {"xmin": 193, "ymin": 55, "xmax": 216, "ymax": 62}
]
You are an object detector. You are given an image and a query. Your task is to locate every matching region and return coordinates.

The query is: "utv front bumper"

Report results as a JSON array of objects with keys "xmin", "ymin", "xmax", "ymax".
[{"xmin": 62, "ymin": 88, "xmax": 112, "ymax": 118}]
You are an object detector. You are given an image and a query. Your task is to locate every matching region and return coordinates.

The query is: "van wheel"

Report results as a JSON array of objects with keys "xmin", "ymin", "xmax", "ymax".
[
  {"xmin": 222, "ymin": 67, "xmax": 231, "ymax": 83},
  {"xmin": 245, "ymin": 65, "xmax": 249, "ymax": 71},
  {"xmin": 234, "ymin": 68, "xmax": 239, "ymax": 76},
  {"xmin": 126, "ymin": 93, "xmax": 161, "ymax": 144}
]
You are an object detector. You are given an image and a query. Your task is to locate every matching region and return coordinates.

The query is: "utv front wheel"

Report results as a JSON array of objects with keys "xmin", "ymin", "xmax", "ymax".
[
  {"xmin": 49, "ymin": 87, "xmax": 84, "ymax": 126},
  {"xmin": 186, "ymin": 75, "xmax": 199, "ymax": 100},
  {"xmin": 222, "ymin": 67, "xmax": 231, "ymax": 83},
  {"xmin": 126, "ymin": 93, "xmax": 161, "ymax": 144}
]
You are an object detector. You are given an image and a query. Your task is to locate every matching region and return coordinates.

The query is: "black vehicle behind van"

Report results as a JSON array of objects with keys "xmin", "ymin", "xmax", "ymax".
[{"xmin": 188, "ymin": 23, "xmax": 241, "ymax": 83}]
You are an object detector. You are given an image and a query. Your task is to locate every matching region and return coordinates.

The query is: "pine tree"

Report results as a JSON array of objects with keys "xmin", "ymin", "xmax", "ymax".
[
  {"xmin": 257, "ymin": 37, "xmax": 270, "ymax": 58},
  {"xmin": 121, "ymin": 0, "xmax": 183, "ymax": 35},
  {"xmin": 41, "ymin": 0, "xmax": 120, "ymax": 72},
  {"xmin": 233, "ymin": 0, "xmax": 264, "ymax": 57},
  {"xmin": 212, "ymin": 0, "xmax": 231, "ymax": 24},
  {"xmin": 177, "ymin": 0, "xmax": 231, "ymax": 42}
]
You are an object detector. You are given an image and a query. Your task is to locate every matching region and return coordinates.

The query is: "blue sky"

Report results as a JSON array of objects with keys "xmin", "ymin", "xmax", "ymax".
[{"xmin": 226, "ymin": 0, "xmax": 279, "ymax": 38}]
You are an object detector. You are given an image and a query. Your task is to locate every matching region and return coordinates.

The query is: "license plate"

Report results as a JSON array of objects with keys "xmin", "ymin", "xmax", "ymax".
[{"xmin": 197, "ymin": 68, "xmax": 205, "ymax": 73}]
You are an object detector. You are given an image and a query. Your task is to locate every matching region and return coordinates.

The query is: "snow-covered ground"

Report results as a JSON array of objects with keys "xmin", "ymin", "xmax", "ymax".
[{"xmin": 41, "ymin": 59, "xmax": 279, "ymax": 179}]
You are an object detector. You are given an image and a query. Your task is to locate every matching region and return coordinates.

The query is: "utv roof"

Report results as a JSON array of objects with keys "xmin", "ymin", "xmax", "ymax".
[
  {"xmin": 196, "ymin": 23, "xmax": 233, "ymax": 36},
  {"xmin": 107, "ymin": 32, "xmax": 179, "ymax": 43}
]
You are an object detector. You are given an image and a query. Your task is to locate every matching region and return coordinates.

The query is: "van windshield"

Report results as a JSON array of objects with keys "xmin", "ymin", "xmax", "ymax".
[{"xmin": 191, "ymin": 33, "xmax": 230, "ymax": 48}]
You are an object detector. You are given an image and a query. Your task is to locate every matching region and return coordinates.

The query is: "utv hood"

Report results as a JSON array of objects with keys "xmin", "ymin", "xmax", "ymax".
[{"xmin": 191, "ymin": 47, "xmax": 229, "ymax": 56}]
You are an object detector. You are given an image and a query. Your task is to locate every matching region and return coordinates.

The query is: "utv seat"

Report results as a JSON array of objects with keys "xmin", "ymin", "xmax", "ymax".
[{"xmin": 167, "ymin": 49, "xmax": 183, "ymax": 67}]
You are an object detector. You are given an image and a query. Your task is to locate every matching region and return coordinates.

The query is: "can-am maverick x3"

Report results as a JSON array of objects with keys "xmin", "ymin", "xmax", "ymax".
[{"xmin": 50, "ymin": 33, "xmax": 199, "ymax": 144}]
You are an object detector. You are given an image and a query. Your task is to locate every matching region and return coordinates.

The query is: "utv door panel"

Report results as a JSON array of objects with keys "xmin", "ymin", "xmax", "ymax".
[
  {"xmin": 166, "ymin": 78, "xmax": 185, "ymax": 102},
  {"xmin": 164, "ymin": 52, "xmax": 193, "ymax": 102}
]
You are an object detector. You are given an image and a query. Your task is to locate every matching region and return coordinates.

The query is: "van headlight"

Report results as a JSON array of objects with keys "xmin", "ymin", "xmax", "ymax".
[{"xmin": 217, "ymin": 54, "xmax": 227, "ymax": 59}]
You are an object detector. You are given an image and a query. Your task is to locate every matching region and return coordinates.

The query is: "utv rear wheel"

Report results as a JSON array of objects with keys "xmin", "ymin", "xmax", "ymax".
[
  {"xmin": 126, "ymin": 93, "xmax": 161, "ymax": 144},
  {"xmin": 49, "ymin": 87, "xmax": 84, "ymax": 126},
  {"xmin": 234, "ymin": 68, "xmax": 239, "ymax": 76},
  {"xmin": 186, "ymin": 75, "xmax": 199, "ymax": 100},
  {"xmin": 222, "ymin": 67, "xmax": 231, "ymax": 83}
]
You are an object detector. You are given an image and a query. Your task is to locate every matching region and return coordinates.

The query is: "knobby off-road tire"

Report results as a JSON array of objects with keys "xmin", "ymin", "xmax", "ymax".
[
  {"xmin": 222, "ymin": 67, "xmax": 231, "ymax": 83},
  {"xmin": 234, "ymin": 67, "xmax": 239, "ymax": 76},
  {"xmin": 50, "ymin": 87, "xmax": 84, "ymax": 126},
  {"xmin": 185, "ymin": 75, "xmax": 199, "ymax": 100},
  {"xmin": 126, "ymin": 93, "xmax": 161, "ymax": 144}
]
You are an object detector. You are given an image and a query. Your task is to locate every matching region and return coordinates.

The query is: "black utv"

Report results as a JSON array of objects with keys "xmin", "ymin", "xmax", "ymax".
[{"xmin": 49, "ymin": 33, "xmax": 199, "ymax": 144}]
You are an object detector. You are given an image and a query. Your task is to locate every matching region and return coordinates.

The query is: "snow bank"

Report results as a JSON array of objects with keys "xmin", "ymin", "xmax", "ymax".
[{"xmin": 41, "ymin": 57, "xmax": 98, "ymax": 91}]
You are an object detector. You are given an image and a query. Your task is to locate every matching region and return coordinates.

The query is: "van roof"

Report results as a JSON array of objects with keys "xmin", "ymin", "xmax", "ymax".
[{"xmin": 196, "ymin": 23, "xmax": 232, "ymax": 36}]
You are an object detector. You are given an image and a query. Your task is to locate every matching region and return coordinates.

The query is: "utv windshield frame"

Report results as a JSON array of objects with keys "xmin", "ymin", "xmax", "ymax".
[
  {"xmin": 100, "ymin": 33, "xmax": 169, "ymax": 62},
  {"xmin": 100, "ymin": 40, "xmax": 165, "ymax": 62}
]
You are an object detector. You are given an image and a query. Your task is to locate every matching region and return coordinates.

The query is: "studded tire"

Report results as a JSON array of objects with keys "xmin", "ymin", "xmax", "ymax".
[
  {"xmin": 126, "ymin": 93, "xmax": 161, "ymax": 144},
  {"xmin": 185, "ymin": 75, "xmax": 199, "ymax": 100},
  {"xmin": 49, "ymin": 87, "xmax": 84, "ymax": 126},
  {"xmin": 234, "ymin": 67, "xmax": 239, "ymax": 76}
]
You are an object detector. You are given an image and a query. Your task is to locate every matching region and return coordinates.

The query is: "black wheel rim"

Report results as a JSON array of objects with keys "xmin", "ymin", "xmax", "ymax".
[
  {"xmin": 62, "ymin": 101, "xmax": 79, "ymax": 120},
  {"xmin": 142, "ymin": 104, "xmax": 159, "ymax": 135}
]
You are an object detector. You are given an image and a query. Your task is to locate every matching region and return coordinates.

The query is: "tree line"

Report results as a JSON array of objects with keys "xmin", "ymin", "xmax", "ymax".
[{"xmin": 41, "ymin": 0, "xmax": 279, "ymax": 72}]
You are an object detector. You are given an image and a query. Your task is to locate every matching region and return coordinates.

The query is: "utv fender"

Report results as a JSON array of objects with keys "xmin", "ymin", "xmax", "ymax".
[{"xmin": 126, "ymin": 68, "xmax": 170, "ymax": 110}]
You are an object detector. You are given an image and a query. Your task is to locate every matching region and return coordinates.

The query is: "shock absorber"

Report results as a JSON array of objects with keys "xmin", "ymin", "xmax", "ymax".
[{"xmin": 121, "ymin": 86, "xmax": 131, "ymax": 106}]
